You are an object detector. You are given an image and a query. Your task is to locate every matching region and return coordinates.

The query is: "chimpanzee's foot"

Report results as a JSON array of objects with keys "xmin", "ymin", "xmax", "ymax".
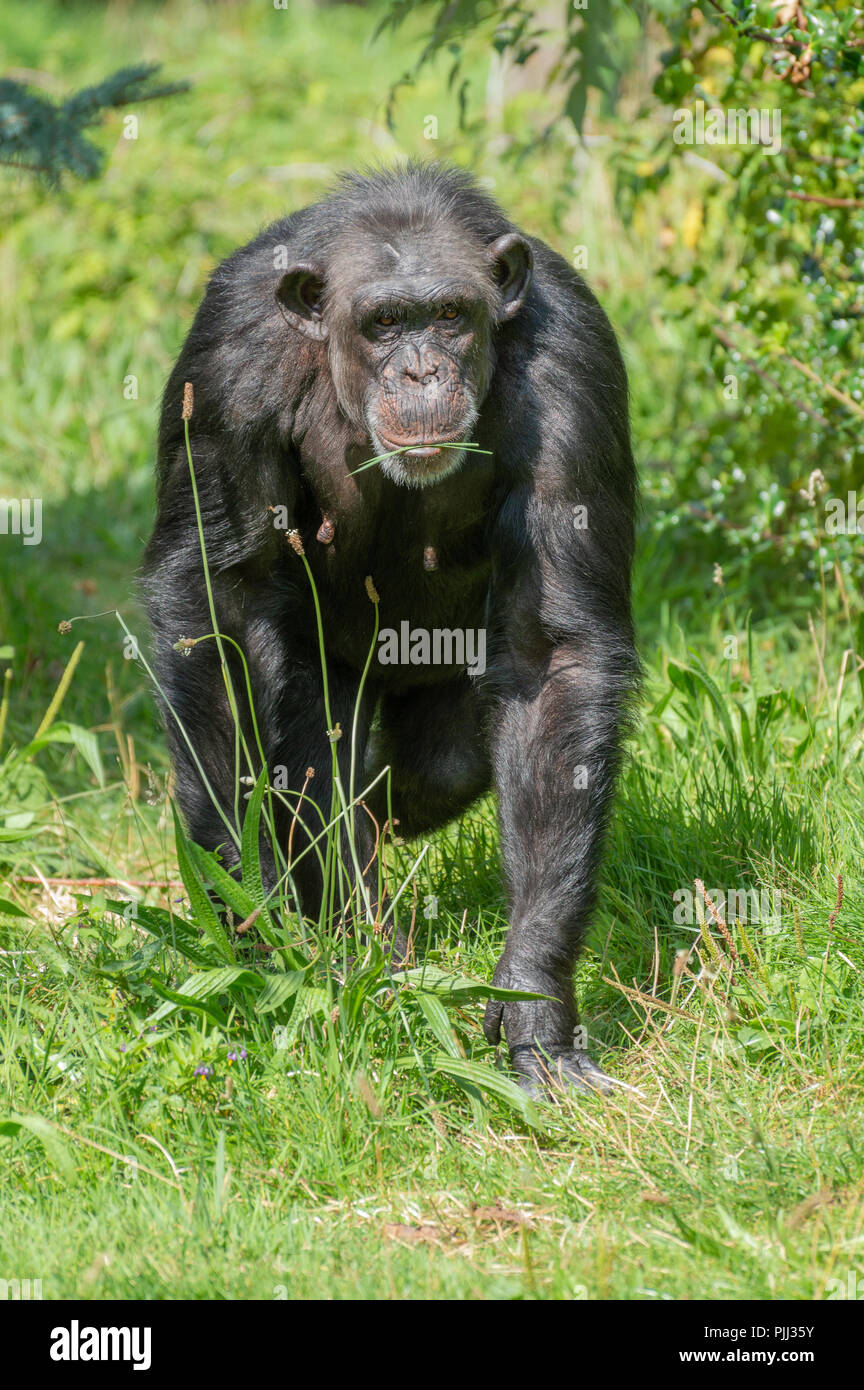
[{"xmin": 508, "ymin": 1043, "xmax": 616, "ymax": 1100}]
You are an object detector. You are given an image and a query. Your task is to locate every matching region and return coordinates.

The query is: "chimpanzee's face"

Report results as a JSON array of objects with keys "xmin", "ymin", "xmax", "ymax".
[{"xmin": 277, "ymin": 223, "xmax": 533, "ymax": 486}]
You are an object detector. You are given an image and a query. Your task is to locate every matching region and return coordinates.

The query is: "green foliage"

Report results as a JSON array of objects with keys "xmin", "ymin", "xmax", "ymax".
[
  {"xmin": 0, "ymin": 64, "xmax": 188, "ymax": 185},
  {"xmin": 638, "ymin": 2, "xmax": 864, "ymax": 591},
  {"xmin": 0, "ymin": 642, "xmax": 105, "ymax": 852},
  {"xmin": 377, "ymin": 0, "xmax": 628, "ymax": 143},
  {"xmin": 73, "ymin": 811, "xmax": 547, "ymax": 1130}
]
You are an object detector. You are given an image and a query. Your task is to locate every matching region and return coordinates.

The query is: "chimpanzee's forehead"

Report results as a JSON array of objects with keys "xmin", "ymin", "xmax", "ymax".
[{"xmin": 327, "ymin": 221, "xmax": 493, "ymax": 307}]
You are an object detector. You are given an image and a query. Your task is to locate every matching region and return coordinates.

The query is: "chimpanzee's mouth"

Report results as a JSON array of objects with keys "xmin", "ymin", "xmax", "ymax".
[
  {"xmin": 368, "ymin": 421, "xmax": 479, "ymax": 487},
  {"xmin": 381, "ymin": 434, "xmax": 466, "ymax": 460}
]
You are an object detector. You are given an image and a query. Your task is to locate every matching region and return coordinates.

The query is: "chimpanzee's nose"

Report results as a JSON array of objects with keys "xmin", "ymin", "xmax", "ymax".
[
  {"xmin": 400, "ymin": 347, "xmax": 438, "ymax": 386},
  {"xmin": 403, "ymin": 361, "xmax": 439, "ymax": 385}
]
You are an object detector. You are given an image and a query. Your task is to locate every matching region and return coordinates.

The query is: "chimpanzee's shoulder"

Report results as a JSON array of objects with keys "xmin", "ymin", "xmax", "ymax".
[
  {"xmin": 526, "ymin": 237, "xmax": 619, "ymax": 340},
  {"xmin": 492, "ymin": 232, "xmax": 627, "ymax": 402}
]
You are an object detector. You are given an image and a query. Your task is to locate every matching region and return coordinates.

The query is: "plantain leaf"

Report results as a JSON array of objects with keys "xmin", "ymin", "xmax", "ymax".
[
  {"xmin": 432, "ymin": 1055, "xmax": 543, "ymax": 1129},
  {"xmin": 255, "ymin": 970, "xmax": 308, "ymax": 1015},
  {"xmin": 172, "ymin": 806, "xmax": 235, "ymax": 964},
  {"xmin": 415, "ymin": 992, "xmax": 462, "ymax": 1058},
  {"xmin": 0, "ymin": 896, "xmax": 30, "ymax": 918},
  {"xmin": 187, "ymin": 839, "xmax": 256, "ymax": 921},
  {"xmin": 0, "ymin": 1113, "xmax": 75, "ymax": 1176},
  {"xmin": 104, "ymin": 898, "xmax": 220, "ymax": 968},
  {"xmin": 240, "ymin": 769, "xmax": 277, "ymax": 937},
  {"xmin": 392, "ymin": 963, "xmax": 550, "ymax": 1004},
  {"xmin": 175, "ymin": 965, "xmax": 262, "ymax": 999}
]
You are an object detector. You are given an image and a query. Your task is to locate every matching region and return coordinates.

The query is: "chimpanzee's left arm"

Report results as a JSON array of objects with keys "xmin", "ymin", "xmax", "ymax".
[{"xmin": 482, "ymin": 272, "xmax": 638, "ymax": 1096}]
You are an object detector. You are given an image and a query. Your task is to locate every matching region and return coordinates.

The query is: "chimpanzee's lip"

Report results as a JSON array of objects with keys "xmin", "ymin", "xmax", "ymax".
[{"xmin": 381, "ymin": 434, "xmax": 465, "ymax": 460}]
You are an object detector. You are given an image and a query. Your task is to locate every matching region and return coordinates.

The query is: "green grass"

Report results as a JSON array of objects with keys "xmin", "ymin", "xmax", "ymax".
[{"xmin": 1, "ymin": 0, "xmax": 863, "ymax": 1301}]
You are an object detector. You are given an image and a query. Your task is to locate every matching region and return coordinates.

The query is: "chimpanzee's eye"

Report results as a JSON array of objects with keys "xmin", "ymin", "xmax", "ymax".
[
  {"xmin": 440, "ymin": 303, "xmax": 460, "ymax": 320},
  {"xmin": 375, "ymin": 311, "xmax": 396, "ymax": 327}
]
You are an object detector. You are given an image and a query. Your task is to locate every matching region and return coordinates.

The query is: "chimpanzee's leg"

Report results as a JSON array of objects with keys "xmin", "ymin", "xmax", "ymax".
[{"xmin": 482, "ymin": 634, "xmax": 636, "ymax": 1099}]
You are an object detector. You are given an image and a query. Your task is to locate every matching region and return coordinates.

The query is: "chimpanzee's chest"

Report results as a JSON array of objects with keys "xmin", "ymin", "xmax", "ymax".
[{"xmin": 295, "ymin": 458, "xmax": 495, "ymax": 687}]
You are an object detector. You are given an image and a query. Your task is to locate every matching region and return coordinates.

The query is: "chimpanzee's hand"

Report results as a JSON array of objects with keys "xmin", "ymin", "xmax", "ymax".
[
  {"xmin": 483, "ymin": 971, "xmax": 615, "ymax": 1101},
  {"xmin": 505, "ymin": 1040, "xmax": 616, "ymax": 1099}
]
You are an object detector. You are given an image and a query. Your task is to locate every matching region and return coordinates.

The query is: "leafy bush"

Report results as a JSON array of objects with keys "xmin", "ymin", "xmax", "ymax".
[{"xmin": 382, "ymin": 1, "xmax": 864, "ymax": 601}]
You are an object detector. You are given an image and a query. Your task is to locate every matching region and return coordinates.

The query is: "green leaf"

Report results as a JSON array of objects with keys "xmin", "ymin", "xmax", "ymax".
[
  {"xmin": 104, "ymin": 899, "xmax": 220, "ymax": 969},
  {"xmin": 414, "ymin": 996, "xmax": 486, "ymax": 1125},
  {"xmin": 240, "ymin": 769, "xmax": 277, "ymax": 937},
  {"xmin": 172, "ymin": 806, "xmax": 235, "ymax": 964},
  {"xmin": 432, "ymin": 1056, "xmax": 543, "ymax": 1129},
  {"xmin": 0, "ymin": 1113, "xmax": 74, "ymax": 1176},
  {"xmin": 415, "ymin": 992, "xmax": 462, "ymax": 1057},
  {"xmin": 144, "ymin": 974, "xmax": 230, "ymax": 1027},
  {"xmin": 0, "ymin": 824, "xmax": 45, "ymax": 843},
  {"xmin": 255, "ymin": 970, "xmax": 308, "ymax": 1015},
  {"xmin": 673, "ymin": 659, "xmax": 738, "ymax": 758},
  {"xmin": 175, "ymin": 966, "xmax": 262, "ymax": 1000},
  {"xmin": 187, "ymin": 839, "xmax": 257, "ymax": 921},
  {"xmin": 17, "ymin": 723, "xmax": 105, "ymax": 787},
  {"xmin": 94, "ymin": 936, "xmax": 162, "ymax": 977},
  {"xmin": 0, "ymin": 896, "xmax": 30, "ymax": 918},
  {"xmin": 392, "ymin": 963, "xmax": 550, "ymax": 1005},
  {"xmin": 274, "ymin": 984, "xmax": 329, "ymax": 1050}
]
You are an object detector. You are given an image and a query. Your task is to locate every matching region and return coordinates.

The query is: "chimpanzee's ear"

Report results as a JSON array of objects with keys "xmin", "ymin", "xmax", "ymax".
[
  {"xmin": 487, "ymin": 233, "xmax": 533, "ymax": 321},
  {"xmin": 276, "ymin": 263, "xmax": 328, "ymax": 340}
]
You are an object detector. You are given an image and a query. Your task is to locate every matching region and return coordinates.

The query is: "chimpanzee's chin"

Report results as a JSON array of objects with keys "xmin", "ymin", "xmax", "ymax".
[
  {"xmin": 367, "ymin": 426, "xmax": 469, "ymax": 488},
  {"xmin": 380, "ymin": 446, "xmax": 467, "ymax": 488}
]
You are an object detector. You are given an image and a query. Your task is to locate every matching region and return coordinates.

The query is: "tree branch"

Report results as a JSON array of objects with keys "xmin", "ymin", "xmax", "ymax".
[{"xmin": 786, "ymin": 190, "xmax": 864, "ymax": 209}]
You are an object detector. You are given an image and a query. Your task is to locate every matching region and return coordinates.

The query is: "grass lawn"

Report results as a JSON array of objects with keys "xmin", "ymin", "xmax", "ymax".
[{"xmin": 1, "ymin": 0, "xmax": 862, "ymax": 1302}]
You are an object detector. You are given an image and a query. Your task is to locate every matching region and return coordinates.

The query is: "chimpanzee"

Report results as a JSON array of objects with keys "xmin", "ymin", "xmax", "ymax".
[{"xmin": 142, "ymin": 162, "xmax": 637, "ymax": 1099}]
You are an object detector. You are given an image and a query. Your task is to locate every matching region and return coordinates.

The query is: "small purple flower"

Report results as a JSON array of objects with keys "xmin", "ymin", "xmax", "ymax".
[
  {"xmin": 194, "ymin": 1064, "xmax": 213, "ymax": 1078},
  {"xmin": 227, "ymin": 1048, "xmax": 247, "ymax": 1064},
  {"xmin": 119, "ymin": 1043, "xmax": 127, "ymax": 1053}
]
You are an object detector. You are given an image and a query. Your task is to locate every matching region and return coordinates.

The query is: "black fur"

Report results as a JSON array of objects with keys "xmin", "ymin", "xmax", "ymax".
[{"xmin": 142, "ymin": 162, "xmax": 638, "ymax": 1097}]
